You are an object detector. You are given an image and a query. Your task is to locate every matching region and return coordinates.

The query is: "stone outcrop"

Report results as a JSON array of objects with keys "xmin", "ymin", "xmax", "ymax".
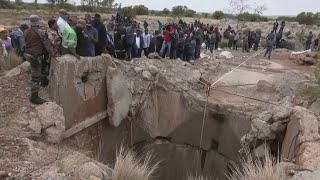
[{"xmin": 5, "ymin": 61, "xmax": 30, "ymax": 77}]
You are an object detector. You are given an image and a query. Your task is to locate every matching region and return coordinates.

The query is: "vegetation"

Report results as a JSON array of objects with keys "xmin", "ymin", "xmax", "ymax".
[
  {"xmin": 112, "ymin": 146, "xmax": 159, "ymax": 180},
  {"xmin": 122, "ymin": 6, "xmax": 137, "ymax": 18},
  {"xmin": 0, "ymin": 52, "xmax": 23, "ymax": 71},
  {"xmin": 238, "ymin": 12, "xmax": 269, "ymax": 22},
  {"xmin": 133, "ymin": 5, "xmax": 149, "ymax": 15},
  {"xmin": 296, "ymin": 12, "xmax": 320, "ymax": 26},
  {"xmin": 171, "ymin": 5, "xmax": 196, "ymax": 17},
  {"xmin": 227, "ymin": 147, "xmax": 280, "ymax": 180},
  {"xmin": 212, "ymin": 11, "xmax": 225, "ymax": 19}
]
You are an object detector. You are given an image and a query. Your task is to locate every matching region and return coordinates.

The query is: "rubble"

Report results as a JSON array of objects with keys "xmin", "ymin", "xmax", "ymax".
[{"xmin": 4, "ymin": 61, "xmax": 30, "ymax": 77}]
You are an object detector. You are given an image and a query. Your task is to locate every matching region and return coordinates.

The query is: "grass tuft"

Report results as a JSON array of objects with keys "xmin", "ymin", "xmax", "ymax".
[
  {"xmin": 112, "ymin": 146, "xmax": 159, "ymax": 180},
  {"xmin": 227, "ymin": 147, "xmax": 280, "ymax": 180},
  {"xmin": 0, "ymin": 51, "xmax": 22, "ymax": 71}
]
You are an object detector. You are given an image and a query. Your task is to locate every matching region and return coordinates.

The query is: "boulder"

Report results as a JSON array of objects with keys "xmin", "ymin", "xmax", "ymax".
[
  {"xmin": 142, "ymin": 70, "xmax": 152, "ymax": 80},
  {"xmin": 256, "ymin": 80, "xmax": 276, "ymax": 93},
  {"xmin": 44, "ymin": 127, "xmax": 63, "ymax": 143},
  {"xmin": 27, "ymin": 119, "xmax": 42, "ymax": 134},
  {"xmin": 273, "ymin": 48, "xmax": 290, "ymax": 60},
  {"xmin": 256, "ymin": 111, "xmax": 273, "ymax": 123},
  {"xmin": 147, "ymin": 53, "xmax": 161, "ymax": 59},
  {"xmin": 35, "ymin": 102, "xmax": 65, "ymax": 130},
  {"xmin": 252, "ymin": 119, "xmax": 275, "ymax": 140},
  {"xmin": 296, "ymin": 142, "xmax": 320, "ymax": 170},
  {"xmin": 148, "ymin": 65, "xmax": 159, "ymax": 75},
  {"xmin": 106, "ymin": 66, "xmax": 132, "ymax": 127},
  {"xmin": 309, "ymin": 99, "xmax": 320, "ymax": 115},
  {"xmin": 4, "ymin": 61, "xmax": 30, "ymax": 77},
  {"xmin": 289, "ymin": 168, "xmax": 320, "ymax": 180},
  {"xmin": 42, "ymin": 171, "xmax": 66, "ymax": 180},
  {"xmin": 219, "ymin": 51, "xmax": 234, "ymax": 59}
]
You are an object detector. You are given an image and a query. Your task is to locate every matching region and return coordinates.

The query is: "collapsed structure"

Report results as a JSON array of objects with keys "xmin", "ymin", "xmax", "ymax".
[{"xmin": 42, "ymin": 50, "xmax": 320, "ymax": 179}]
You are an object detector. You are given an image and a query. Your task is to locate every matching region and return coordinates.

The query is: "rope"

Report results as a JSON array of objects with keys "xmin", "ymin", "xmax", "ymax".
[{"xmin": 198, "ymin": 50, "xmax": 262, "ymax": 150}]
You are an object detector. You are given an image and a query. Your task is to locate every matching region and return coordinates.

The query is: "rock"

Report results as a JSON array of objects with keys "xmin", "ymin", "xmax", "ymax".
[
  {"xmin": 106, "ymin": 66, "xmax": 132, "ymax": 127},
  {"xmin": 77, "ymin": 162, "xmax": 108, "ymax": 179},
  {"xmin": 254, "ymin": 143, "xmax": 269, "ymax": 158},
  {"xmin": 4, "ymin": 61, "xmax": 30, "ymax": 77},
  {"xmin": 309, "ymin": 99, "xmax": 320, "ymax": 115},
  {"xmin": 219, "ymin": 51, "xmax": 234, "ymax": 59},
  {"xmin": 281, "ymin": 106, "xmax": 320, "ymax": 163},
  {"xmin": 252, "ymin": 119, "xmax": 275, "ymax": 140},
  {"xmin": 89, "ymin": 176, "xmax": 101, "ymax": 180},
  {"xmin": 273, "ymin": 108, "xmax": 293, "ymax": 122},
  {"xmin": 148, "ymin": 65, "xmax": 159, "ymax": 75},
  {"xmin": 256, "ymin": 111, "xmax": 273, "ymax": 123},
  {"xmin": 296, "ymin": 142, "xmax": 320, "ymax": 170},
  {"xmin": 276, "ymin": 162, "xmax": 297, "ymax": 180},
  {"xmin": 35, "ymin": 102, "xmax": 65, "ymax": 130},
  {"xmin": 289, "ymin": 168, "xmax": 320, "ymax": 180},
  {"xmin": 28, "ymin": 119, "xmax": 42, "ymax": 134},
  {"xmin": 134, "ymin": 66, "xmax": 143, "ymax": 73},
  {"xmin": 303, "ymin": 57, "xmax": 315, "ymax": 65},
  {"xmin": 270, "ymin": 121, "xmax": 287, "ymax": 133},
  {"xmin": 273, "ymin": 48, "xmax": 290, "ymax": 60},
  {"xmin": 142, "ymin": 70, "xmax": 152, "ymax": 80},
  {"xmin": 42, "ymin": 171, "xmax": 66, "ymax": 180},
  {"xmin": 44, "ymin": 127, "xmax": 63, "ymax": 143},
  {"xmin": 191, "ymin": 70, "xmax": 201, "ymax": 82},
  {"xmin": 190, "ymin": 60, "xmax": 195, "ymax": 65},
  {"xmin": 147, "ymin": 53, "xmax": 161, "ymax": 59},
  {"xmin": 256, "ymin": 80, "xmax": 276, "ymax": 93}
]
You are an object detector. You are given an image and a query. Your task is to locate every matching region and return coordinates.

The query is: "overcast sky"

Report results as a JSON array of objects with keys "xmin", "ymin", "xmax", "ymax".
[{"xmin": 23, "ymin": 0, "xmax": 320, "ymax": 16}]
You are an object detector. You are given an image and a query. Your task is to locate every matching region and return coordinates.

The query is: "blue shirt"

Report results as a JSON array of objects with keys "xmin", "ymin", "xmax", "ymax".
[{"xmin": 84, "ymin": 26, "xmax": 98, "ymax": 55}]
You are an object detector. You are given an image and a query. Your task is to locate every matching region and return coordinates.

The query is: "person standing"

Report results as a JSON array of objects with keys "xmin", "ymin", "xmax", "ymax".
[
  {"xmin": 92, "ymin": 14, "xmax": 107, "ymax": 55},
  {"xmin": 125, "ymin": 24, "xmax": 135, "ymax": 61},
  {"xmin": 273, "ymin": 20, "xmax": 279, "ymax": 33},
  {"xmin": 10, "ymin": 23, "xmax": 29, "ymax": 58},
  {"xmin": 47, "ymin": 19, "xmax": 61, "ymax": 57},
  {"xmin": 306, "ymin": 31, "xmax": 313, "ymax": 50},
  {"xmin": 276, "ymin": 29, "xmax": 283, "ymax": 48},
  {"xmin": 142, "ymin": 29, "xmax": 150, "ymax": 57},
  {"xmin": 242, "ymin": 32, "xmax": 249, "ymax": 53},
  {"xmin": 280, "ymin": 21, "xmax": 286, "ymax": 31},
  {"xmin": 134, "ymin": 30, "xmax": 144, "ymax": 58},
  {"xmin": 57, "ymin": 9, "xmax": 70, "ymax": 37},
  {"xmin": 253, "ymin": 32, "xmax": 260, "ymax": 51},
  {"xmin": 313, "ymin": 35, "xmax": 319, "ymax": 51},
  {"xmin": 61, "ymin": 24, "xmax": 80, "ymax": 59},
  {"xmin": 233, "ymin": 32, "xmax": 239, "ymax": 50},
  {"xmin": 228, "ymin": 31, "xmax": 235, "ymax": 48},
  {"xmin": 264, "ymin": 32, "xmax": 274, "ymax": 60},
  {"xmin": 160, "ymin": 26, "xmax": 172, "ymax": 58},
  {"xmin": 24, "ymin": 15, "xmax": 53, "ymax": 104},
  {"xmin": 209, "ymin": 30, "xmax": 216, "ymax": 53},
  {"xmin": 84, "ymin": 19, "xmax": 98, "ymax": 57}
]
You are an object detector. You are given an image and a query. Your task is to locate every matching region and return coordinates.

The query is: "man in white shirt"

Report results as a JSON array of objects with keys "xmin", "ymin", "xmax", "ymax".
[
  {"xmin": 57, "ymin": 9, "xmax": 70, "ymax": 37},
  {"xmin": 142, "ymin": 29, "xmax": 151, "ymax": 57},
  {"xmin": 134, "ymin": 30, "xmax": 143, "ymax": 58}
]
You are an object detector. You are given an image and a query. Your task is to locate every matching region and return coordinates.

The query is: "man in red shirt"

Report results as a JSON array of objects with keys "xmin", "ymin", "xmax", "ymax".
[{"xmin": 160, "ymin": 26, "xmax": 172, "ymax": 58}]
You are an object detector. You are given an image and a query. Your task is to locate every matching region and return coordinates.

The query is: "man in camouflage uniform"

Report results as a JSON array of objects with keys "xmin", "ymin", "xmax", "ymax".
[{"xmin": 24, "ymin": 15, "xmax": 53, "ymax": 105}]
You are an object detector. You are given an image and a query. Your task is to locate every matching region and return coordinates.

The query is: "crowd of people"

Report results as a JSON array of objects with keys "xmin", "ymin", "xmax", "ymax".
[{"xmin": 0, "ymin": 9, "xmax": 320, "ymax": 105}]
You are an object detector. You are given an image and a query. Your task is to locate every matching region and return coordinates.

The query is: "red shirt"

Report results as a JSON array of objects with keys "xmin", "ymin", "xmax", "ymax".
[{"xmin": 164, "ymin": 30, "xmax": 171, "ymax": 42}]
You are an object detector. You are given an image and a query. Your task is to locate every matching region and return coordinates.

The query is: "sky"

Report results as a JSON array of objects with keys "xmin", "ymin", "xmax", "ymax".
[{"xmin": 22, "ymin": 0, "xmax": 320, "ymax": 16}]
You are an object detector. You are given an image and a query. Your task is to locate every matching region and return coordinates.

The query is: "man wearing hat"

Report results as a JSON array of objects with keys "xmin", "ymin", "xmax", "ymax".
[
  {"xmin": 57, "ymin": 9, "xmax": 70, "ymax": 37},
  {"xmin": 10, "ymin": 23, "xmax": 28, "ymax": 58},
  {"xmin": 84, "ymin": 19, "xmax": 98, "ymax": 57},
  {"xmin": 24, "ymin": 15, "xmax": 53, "ymax": 105}
]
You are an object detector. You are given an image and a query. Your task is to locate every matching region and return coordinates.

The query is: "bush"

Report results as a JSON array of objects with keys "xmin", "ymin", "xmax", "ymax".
[
  {"xmin": 122, "ymin": 6, "xmax": 137, "ymax": 19},
  {"xmin": 162, "ymin": 8, "xmax": 170, "ymax": 15},
  {"xmin": 277, "ymin": 16, "xmax": 296, "ymax": 22},
  {"xmin": 219, "ymin": 39, "xmax": 229, "ymax": 49},
  {"xmin": 227, "ymin": 147, "xmax": 280, "ymax": 180},
  {"xmin": 0, "ymin": 51, "xmax": 23, "ymax": 71},
  {"xmin": 296, "ymin": 12, "xmax": 318, "ymax": 25},
  {"xmin": 238, "ymin": 12, "xmax": 269, "ymax": 22},
  {"xmin": 212, "ymin": 11, "xmax": 225, "ymax": 20},
  {"xmin": 172, "ymin": 5, "xmax": 196, "ymax": 17},
  {"xmin": 133, "ymin": 5, "xmax": 149, "ymax": 15},
  {"xmin": 112, "ymin": 146, "xmax": 159, "ymax": 180}
]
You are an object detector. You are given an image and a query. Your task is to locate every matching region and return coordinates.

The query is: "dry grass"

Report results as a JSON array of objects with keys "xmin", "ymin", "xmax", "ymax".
[
  {"xmin": 112, "ymin": 146, "xmax": 159, "ymax": 180},
  {"xmin": 188, "ymin": 175, "xmax": 214, "ymax": 180},
  {"xmin": 0, "ymin": 51, "xmax": 22, "ymax": 71},
  {"xmin": 227, "ymin": 147, "xmax": 280, "ymax": 180}
]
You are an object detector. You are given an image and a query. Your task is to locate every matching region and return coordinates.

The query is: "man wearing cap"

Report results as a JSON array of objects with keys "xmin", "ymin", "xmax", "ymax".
[
  {"xmin": 10, "ymin": 23, "xmax": 28, "ymax": 58},
  {"xmin": 24, "ymin": 15, "xmax": 53, "ymax": 105},
  {"xmin": 84, "ymin": 19, "xmax": 98, "ymax": 57},
  {"xmin": 92, "ymin": 14, "xmax": 107, "ymax": 55},
  {"xmin": 57, "ymin": 9, "xmax": 70, "ymax": 37}
]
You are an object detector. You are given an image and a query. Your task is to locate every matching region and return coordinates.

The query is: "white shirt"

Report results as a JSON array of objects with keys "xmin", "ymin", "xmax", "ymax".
[
  {"xmin": 57, "ymin": 17, "xmax": 70, "ymax": 37},
  {"xmin": 142, "ymin": 33, "xmax": 150, "ymax": 48},
  {"xmin": 136, "ymin": 36, "xmax": 141, "ymax": 49}
]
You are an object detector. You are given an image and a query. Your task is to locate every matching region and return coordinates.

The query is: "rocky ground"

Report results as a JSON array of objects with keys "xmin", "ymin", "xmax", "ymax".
[{"xmin": 1, "ymin": 45, "xmax": 320, "ymax": 179}]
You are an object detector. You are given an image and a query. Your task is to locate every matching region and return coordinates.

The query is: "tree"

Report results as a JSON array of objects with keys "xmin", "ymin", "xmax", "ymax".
[
  {"xmin": 122, "ymin": 6, "xmax": 136, "ymax": 18},
  {"xmin": 296, "ymin": 12, "xmax": 316, "ymax": 25},
  {"xmin": 133, "ymin": 5, "xmax": 148, "ymax": 15},
  {"xmin": 101, "ymin": 0, "xmax": 114, "ymax": 8},
  {"xmin": 212, "ymin": 11, "xmax": 225, "ymax": 19},
  {"xmin": 171, "ymin": 5, "xmax": 196, "ymax": 17},
  {"xmin": 162, "ymin": 8, "xmax": 170, "ymax": 15},
  {"xmin": 228, "ymin": 0, "xmax": 267, "ymax": 16}
]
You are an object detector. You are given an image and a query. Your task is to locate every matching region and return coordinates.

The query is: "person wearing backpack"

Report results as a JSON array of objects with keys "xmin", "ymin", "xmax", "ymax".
[{"xmin": 10, "ymin": 24, "xmax": 29, "ymax": 58}]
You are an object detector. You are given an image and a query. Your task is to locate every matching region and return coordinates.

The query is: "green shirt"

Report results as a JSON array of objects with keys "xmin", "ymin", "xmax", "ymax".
[{"xmin": 62, "ymin": 26, "xmax": 77, "ymax": 48}]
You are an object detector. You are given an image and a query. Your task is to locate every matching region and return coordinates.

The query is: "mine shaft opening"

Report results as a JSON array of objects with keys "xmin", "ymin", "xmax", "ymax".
[{"xmin": 91, "ymin": 87, "xmax": 254, "ymax": 180}]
